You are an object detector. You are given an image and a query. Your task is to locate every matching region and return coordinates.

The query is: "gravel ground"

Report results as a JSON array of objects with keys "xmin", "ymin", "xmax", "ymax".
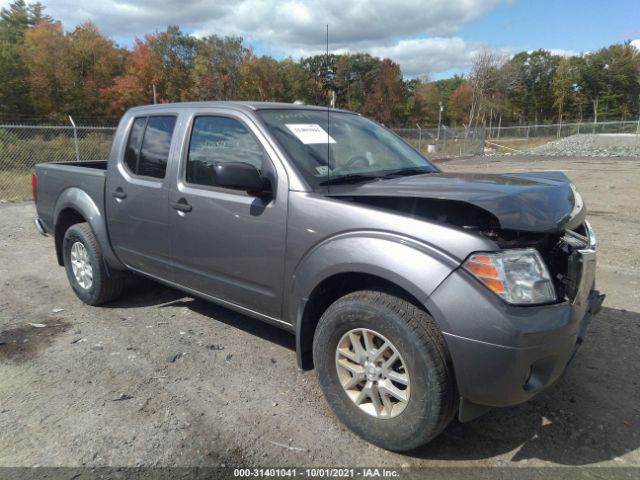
[
  {"xmin": 524, "ymin": 133, "xmax": 640, "ymax": 157},
  {"xmin": 0, "ymin": 155, "xmax": 639, "ymax": 472}
]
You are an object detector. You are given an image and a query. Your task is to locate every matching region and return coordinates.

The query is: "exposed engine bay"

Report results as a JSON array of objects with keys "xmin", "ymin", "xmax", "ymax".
[{"xmin": 333, "ymin": 195, "xmax": 592, "ymax": 304}]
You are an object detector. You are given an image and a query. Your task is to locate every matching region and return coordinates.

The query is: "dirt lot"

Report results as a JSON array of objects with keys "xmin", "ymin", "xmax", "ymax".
[{"xmin": 0, "ymin": 155, "xmax": 639, "ymax": 470}]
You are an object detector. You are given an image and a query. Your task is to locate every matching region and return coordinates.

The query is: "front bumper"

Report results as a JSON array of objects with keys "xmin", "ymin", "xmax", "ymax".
[{"xmin": 426, "ymin": 245, "xmax": 604, "ymax": 421}]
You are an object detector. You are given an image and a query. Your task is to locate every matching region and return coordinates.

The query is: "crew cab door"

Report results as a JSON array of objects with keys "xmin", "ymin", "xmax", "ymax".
[
  {"xmin": 168, "ymin": 112, "xmax": 288, "ymax": 320},
  {"xmin": 105, "ymin": 114, "xmax": 178, "ymax": 278}
]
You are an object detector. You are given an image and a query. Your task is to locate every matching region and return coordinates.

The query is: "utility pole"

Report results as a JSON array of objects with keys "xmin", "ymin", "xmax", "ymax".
[
  {"xmin": 152, "ymin": 83, "xmax": 157, "ymax": 104},
  {"xmin": 437, "ymin": 101, "xmax": 443, "ymax": 141}
]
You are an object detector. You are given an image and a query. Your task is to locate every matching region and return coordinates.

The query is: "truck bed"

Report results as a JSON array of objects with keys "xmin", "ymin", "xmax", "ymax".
[{"xmin": 34, "ymin": 161, "xmax": 108, "ymax": 234}]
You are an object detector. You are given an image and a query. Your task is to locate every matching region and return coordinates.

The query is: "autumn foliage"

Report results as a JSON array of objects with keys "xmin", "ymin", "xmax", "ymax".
[{"xmin": 1, "ymin": 0, "xmax": 639, "ymax": 127}]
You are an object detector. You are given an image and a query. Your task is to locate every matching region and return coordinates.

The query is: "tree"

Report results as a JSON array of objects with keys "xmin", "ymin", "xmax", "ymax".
[
  {"xmin": 21, "ymin": 20, "xmax": 73, "ymax": 116},
  {"xmin": 0, "ymin": 0, "xmax": 51, "ymax": 114},
  {"xmin": 238, "ymin": 55, "xmax": 283, "ymax": 101},
  {"xmin": 552, "ymin": 57, "xmax": 573, "ymax": 133},
  {"xmin": 503, "ymin": 50, "xmax": 560, "ymax": 124},
  {"xmin": 278, "ymin": 58, "xmax": 314, "ymax": 103},
  {"xmin": 67, "ymin": 22, "xmax": 124, "ymax": 116},
  {"xmin": 190, "ymin": 35, "xmax": 248, "ymax": 101},
  {"xmin": 363, "ymin": 58, "xmax": 405, "ymax": 127},
  {"xmin": 447, "ymin": 82, "xmax": 474, "ymax": 126},
  {"xmin": 301, "ymin": 53, "xmax": 338, "ymax": 106},
  {"xmin": 333, "ymin": 53, "xmax": 380, "ymax": 111},
  {"xmin": 102, "ymin": 38, "xmax": 155, "ymax": 114},
  {"xmin": 406, "ymin": 82, "xmax": 441, "ymax": 127},
  {"xmin": 147, "ymin": 26, "xmax": 197, "ymax": 102}
]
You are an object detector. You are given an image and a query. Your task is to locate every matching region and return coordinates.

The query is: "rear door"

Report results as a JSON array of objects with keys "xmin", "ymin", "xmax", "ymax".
[
  {"xmin": 105, "ymin": 114, "xmax": 178, "ymax": 278},
  {"xmin": 168, "ymin": 111, "xmax": 288, "ymax": 320}
]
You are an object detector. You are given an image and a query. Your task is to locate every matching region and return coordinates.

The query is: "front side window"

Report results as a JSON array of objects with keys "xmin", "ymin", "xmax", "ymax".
[
  {"xmin": 123, "ymin": 115, "xmax": 176, "ymax": 179},
  {"xmin": 186, "ymin": 116, "xmax": 265, "ymax": 187}
]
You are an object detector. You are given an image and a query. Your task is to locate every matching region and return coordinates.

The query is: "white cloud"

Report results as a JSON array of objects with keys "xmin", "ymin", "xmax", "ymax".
[
  {"xmin": 369, "ymin": 37, "xmax": 497, "ymax": 77},
  {"xmin": 631, "ymin": 39, "xmax": 640, "ymax": 51},
  {"xmin": 528, "ymin": 48, "xmax": 578, "ymax": 57},
  {"xmin": 0, "ymin": 0, "xmax": 511, "ymax": 76}
]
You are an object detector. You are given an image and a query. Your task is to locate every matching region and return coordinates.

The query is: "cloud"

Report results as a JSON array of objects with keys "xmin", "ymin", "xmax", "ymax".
[
  {"xmin": 0, "ymin": 0, "xmax": 509, "ymax": 76},
  {"xmin": 31, "ymin": 0, "xmax": 504, "ymax": 43},
  {"xmin": 528, "ymin": 48, "xmax": 578, "ymax": 57},
  {"xmin": 369, "ymin": 37, "xmax": 502, "ymax": 77}
]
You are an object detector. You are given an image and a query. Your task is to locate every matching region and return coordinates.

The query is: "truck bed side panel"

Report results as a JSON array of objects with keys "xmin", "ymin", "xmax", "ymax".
[{"xmin": 34, "ymin": 161, "xmax": 124, "ymax": 269}]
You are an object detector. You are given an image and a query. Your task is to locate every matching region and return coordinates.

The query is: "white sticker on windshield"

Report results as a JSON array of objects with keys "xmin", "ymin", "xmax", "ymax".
[{"xmin": 286, "ymin": 124, "xmax": 336, "ymax": 144}]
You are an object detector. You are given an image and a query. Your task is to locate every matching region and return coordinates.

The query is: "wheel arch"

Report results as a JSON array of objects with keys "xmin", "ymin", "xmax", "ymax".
[
  {"xmin": 53, "ymin": 187, "xmax": 125, "ymax": 270},
  {"xmin": 289, "ymin": 234, "xmax": 458, "ymax": 370}
]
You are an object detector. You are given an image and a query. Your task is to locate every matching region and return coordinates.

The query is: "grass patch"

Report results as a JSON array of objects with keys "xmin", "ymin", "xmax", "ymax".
[
  {"xmin": 0, "ymin": 169, "xmax": 33, "ymax": 201},
  {"xmin": 0, "ymin": 128, "xmax": 114, "ymax": 201}
]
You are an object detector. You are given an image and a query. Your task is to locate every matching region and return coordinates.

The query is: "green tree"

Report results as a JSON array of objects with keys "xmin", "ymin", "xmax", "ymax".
[
  {"xmin": 190, "ymin": 35, "xmax": 248, "ymax": 100},
  {"xmin": 552, "ymin": 57, "xmax": 573, "ymax": 130},
  {"xmin": 67, "ymin": 22, "xmax": 124, "ymax": 116},
  {"xmin": 238, "ymin": 55, "xmax": 283, "ymax": 101},
  {"xmin": 0, "ymin": 0, "xmax": 51, "ymax": 114}
]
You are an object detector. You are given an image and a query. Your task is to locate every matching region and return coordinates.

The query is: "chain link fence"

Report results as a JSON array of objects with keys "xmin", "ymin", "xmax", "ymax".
[
  {"xmin": 0, "ymin": 125, "xmax": 116, "ymax": 201},
  {"xmin": 483, "ymin": 120, "xmax": 640, "ymax": 154},
  {"xmin": 2, "ymin": 119, "xmax": 639, "ymax": 201},
  {"xmin": 394, "ymin": 126, "xmax": 486, "ymax": 159},
  {"xmin": 395, "ymin": 120, "xmax": 640, "ymax": 157}
]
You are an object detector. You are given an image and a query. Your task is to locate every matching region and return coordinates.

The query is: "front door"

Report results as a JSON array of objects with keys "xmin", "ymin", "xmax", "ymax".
[{"xmin": 168, "ymin": 113, "xmax": 288, "ymax": 320}]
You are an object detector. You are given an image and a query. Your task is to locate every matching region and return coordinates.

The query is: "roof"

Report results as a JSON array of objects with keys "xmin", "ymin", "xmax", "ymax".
[{"xmin": 127, "ymin": 101, "xmax": 356, "ymax": 115}]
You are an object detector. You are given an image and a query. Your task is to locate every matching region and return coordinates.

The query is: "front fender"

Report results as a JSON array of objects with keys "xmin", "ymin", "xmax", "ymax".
[
  {"xmin": 54, "ymin": 187, "xmax": 125, "ymax": 270},
  {"xmin": 289, "ymin": 232, "xmax": 461, "ymax": 358},
  {"xmin": 292, "ymin": 231, "xmax": 458, "ymax": 303}
]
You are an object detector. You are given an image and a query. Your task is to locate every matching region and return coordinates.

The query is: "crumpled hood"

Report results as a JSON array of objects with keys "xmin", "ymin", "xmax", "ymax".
[{"xmin": 329, "ymin": 171, "xmax": 585, "ymax": 233}]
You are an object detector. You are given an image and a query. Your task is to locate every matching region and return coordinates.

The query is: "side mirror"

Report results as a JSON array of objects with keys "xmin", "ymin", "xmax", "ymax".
[{"xmin": 213, "ymin": 162, "xmax": 270, "ymax": 195}]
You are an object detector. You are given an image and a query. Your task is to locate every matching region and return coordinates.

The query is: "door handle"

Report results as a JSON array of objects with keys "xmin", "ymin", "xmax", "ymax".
[
  {"xmin": 112, "ymin": 188, "xmax": 126, "ymax": 200},
  {"xmin": 171, "ymin": 200, "xmax": 192, "ymax": 213}
]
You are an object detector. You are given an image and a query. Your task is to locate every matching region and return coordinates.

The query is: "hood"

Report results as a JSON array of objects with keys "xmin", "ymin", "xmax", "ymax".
[{"xmin": 328, "ymin": 171, "xmax": 585, "ymax": 233}]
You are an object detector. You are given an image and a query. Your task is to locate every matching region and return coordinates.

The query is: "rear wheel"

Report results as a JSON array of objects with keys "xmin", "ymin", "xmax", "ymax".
[
  {"xmin": 313, "ymin": 290, "xmax": 457, "ymax": 451},
  {"xmin": 62, "ymin": 223, "xmax": 126, "ymax": 305}
]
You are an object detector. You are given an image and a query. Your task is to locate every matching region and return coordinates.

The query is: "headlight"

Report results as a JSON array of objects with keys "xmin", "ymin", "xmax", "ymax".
[{"xmin": 463, "ymin": 248, "xmax": 556, "ymax": 305}]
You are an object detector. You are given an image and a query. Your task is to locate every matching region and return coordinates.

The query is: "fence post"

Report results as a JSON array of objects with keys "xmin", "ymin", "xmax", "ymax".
[
  {"xmin": 526, "ymin": 125, "xmax": 530, "ymax": 148},
  {"xmin": 634, "ymin": 109, "xmax": 640, "ymax": 153},
  {"xmin": 68, "ymin": 115, "xmax": 80, "ymax": 162}
]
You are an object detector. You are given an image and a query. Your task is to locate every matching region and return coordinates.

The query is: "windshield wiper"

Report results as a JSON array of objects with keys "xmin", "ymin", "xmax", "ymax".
[
  {"xmin": 379, "ymin": 167, "xmax": 434, "ymax": 179},
  {"xmin": 318, "ymin": 173, "xmax": 381, "ymax": 186}
]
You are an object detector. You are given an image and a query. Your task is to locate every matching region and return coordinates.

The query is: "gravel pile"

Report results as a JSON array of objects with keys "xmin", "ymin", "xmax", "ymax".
[{"xmin": 526, "ymin": 133, "xmax": 640, "ymax": 157}]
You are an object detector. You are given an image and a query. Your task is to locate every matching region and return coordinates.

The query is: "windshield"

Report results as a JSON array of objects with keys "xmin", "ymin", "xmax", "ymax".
[{"xmin": 257, "ymin": 109, "xmax": 438, "ymax": 189}]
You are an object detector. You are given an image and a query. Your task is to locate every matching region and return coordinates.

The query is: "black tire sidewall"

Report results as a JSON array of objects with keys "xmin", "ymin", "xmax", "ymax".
[
  {"xmin": 62, "ymin": 225, "xmax": 103, "ymax": 305},
  {"xmin": 313, "ymin": 294, "xmax": 452, "ymax": 451}
]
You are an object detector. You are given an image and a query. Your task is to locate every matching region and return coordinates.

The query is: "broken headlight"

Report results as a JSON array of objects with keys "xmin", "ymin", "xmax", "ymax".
[{"xmin": 463, "ymin": 248, "xmax": 556, "ymax": 305}]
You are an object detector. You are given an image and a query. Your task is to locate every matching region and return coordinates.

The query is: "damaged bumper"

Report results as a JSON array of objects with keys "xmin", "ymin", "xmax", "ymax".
[{"xmin": 427, "ymin": 226, "xmax": 604, "ymax": 422}]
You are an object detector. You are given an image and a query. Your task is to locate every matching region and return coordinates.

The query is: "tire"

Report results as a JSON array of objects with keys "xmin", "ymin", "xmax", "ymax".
[
  {"xmin": 313, "ymin": 290, "xmax": 457, "ymax": 451},
  {"xmin": 62, "ymin": 222, "xmax": 126, "ymax": 305}
]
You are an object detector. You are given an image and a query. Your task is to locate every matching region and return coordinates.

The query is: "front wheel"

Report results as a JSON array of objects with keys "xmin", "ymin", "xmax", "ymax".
[
  {"xmin": 312, "ymin": 290, "xmax": 457, "ymax": 451},
  {"xmin": 62, "ymin": 223, "xmax": 126, "ymax": 305}
]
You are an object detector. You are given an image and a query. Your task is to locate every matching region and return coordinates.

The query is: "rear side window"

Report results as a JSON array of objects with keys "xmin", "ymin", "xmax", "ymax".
[
  {"xmin": 186, "ymin": 116, "xmax": 265, "ymax": 187},
  {"xmin": 124, "ymin": 117, "xmax": 146, "ymax": 173},
  {"xmin": 123, "ymin": 115, "xmax": 176, "ymax": 179}
]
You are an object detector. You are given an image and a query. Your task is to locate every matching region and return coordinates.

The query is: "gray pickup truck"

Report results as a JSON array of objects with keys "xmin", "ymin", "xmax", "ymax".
[{"xmin": 33, "ymin": 102, "xmax": 604, "ymax": 451}]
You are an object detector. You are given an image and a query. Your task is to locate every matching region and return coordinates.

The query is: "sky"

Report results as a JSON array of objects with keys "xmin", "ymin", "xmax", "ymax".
[{"xmin": 2, "ymin": 0, "xmax": 639, "ymax": 80}]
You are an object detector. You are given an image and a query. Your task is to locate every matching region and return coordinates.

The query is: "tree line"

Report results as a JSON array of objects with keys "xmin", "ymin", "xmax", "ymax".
[{"xmin": 1, "ymin": 0, "xmax": 639, "ymax": 127}]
